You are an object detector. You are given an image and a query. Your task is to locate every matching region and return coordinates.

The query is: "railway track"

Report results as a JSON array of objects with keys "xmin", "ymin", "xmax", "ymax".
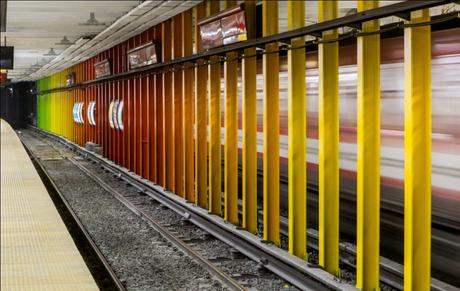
[
  {"xmin": 23, "ymin": 142, "xmax": 126, "ymax": 291},
  {"xmin": 67, "ymin": 155, "xmax": 252, "ymax": 291},
  {"xmin": 24, "ymin": 126, "xmax": 459, "ymax": 290},
  {"xmin": 21, "ymin": 131, "xmax": 338, "ymax": 290},
  {"xmin": 24, "ymin": 126, "xmax": 356, "ymax": 290},
  {"xmin": 26, "ymin": 132, "xmax": 251, "ymax": 290}
]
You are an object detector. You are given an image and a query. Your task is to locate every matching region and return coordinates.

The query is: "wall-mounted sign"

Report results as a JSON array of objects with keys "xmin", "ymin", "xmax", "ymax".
[
  {"xmin": 112, "ymin": 100, "xmax": 119, "ymax": 129},
  {"xmin": 73, "ymin": 103, "xmax": 79, "ymax": 123},
  {"xmin": 94, "ymin": 59, "xmax": 111, "ymax": 78},
  {"xmin": 117, "ymin": 100, "xmax": 124, "ymax": 130},
  {"xmin": 87, "ymin": 101, "xmax": 96, "ymax": 125},
  {"xmin": 108, "ymin": 101, "xmax": 115, "ymax": 129},
  {"xmin": 199, "ymin": 4, "xmax": 247, "ymax": 50},
  {"xmin": 108, "ymin": 100, "xmax": 124, "ymax": 130},
  {"xmin": 66, "ymin": 72, "xmax": 76, "ymax": 86},
  {"xmin": 73, "ymin": 102, "xmax": 84, "ymax": 123},
  {"xmin": 127, "ymin": 41, "xmax": 158, "ymax": 70}
]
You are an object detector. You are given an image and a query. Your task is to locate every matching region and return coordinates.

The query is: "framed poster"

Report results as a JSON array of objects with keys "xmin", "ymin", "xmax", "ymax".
[
  {"xmin": 94, "ymin": 59, "xmax": 111, "ymax": 78},
  {"xmin": 198, "ymin": 4, "xmax": 247, "ymax": 50},
  {"xmin": 127, "ymin": 41, "xmax": 158, "ymax": 70}
]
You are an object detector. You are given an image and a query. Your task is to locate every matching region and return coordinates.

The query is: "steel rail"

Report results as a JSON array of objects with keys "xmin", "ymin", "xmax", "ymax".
[
  {"xmin": 31, "ymin": 127, "xmax": 455, "ymax": 291},
  {"xmin": 21, "ymin": 141, "xmax": 127, "ymax": 291},
  {"xmin": 35, "ymin": 0, "xmax": 454, "ymax": 95},
  {"xmin": 65, "ymin": 156, "xmax": 247, "ymax": 291},
  {"xmin": 29, "ymin": 126, "xmax": 357, "ymax": 291}
]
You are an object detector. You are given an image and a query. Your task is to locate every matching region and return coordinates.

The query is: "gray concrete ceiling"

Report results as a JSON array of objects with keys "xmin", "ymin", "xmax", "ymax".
[{"xmin": 2, "ymin": 0, "xmax": 138, "ymax": 80}]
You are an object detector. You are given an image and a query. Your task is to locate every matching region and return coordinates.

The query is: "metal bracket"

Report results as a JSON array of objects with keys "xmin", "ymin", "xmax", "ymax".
[
  {"xmin": 346, "ymin": 22, "xmax": 362, "ymax": 30},
  {"xmin": 395, "ymin": 11, "xmax": 411, "ymax": 21}
]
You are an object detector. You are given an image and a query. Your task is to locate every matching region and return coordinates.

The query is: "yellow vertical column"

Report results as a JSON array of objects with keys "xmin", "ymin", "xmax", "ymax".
[
  {"xmin": 242, "ymin": 0, "xmax": 257, "ymax": 234},
  {"xmin": 225, "ymin": 53, "xmax": 238, "ymax": 223},
  {"xmin": 183, "ymin": 10, "xmax": 194, "ymax": 202},
  {"xmin": 318, "ymin": 1, "xmax": 340, "ymax": 276},
  {"xmin": 404, "ymin": 9, "xmax": 431, "ymax": 291},
  {"xmin": 262, "ymin": 0, "xmax": 280, "ymax": 246},
  {"xmin": 287, "ymin": 0, "xmax": 306, "ymax": 259},
  {"xmin": 224, "ymin": 0, "xmax": 238, "ymax": 224},
  {"xmin": 208, "ymin": 0, "xmax": 222, "ymax": 215},
  {"xmin": 356, "ymin": 1, "xmax": 380, "ymax": 290},
  {"xmin": 195, "ymin": 2, "xmax": 208, "ymax": 208}
]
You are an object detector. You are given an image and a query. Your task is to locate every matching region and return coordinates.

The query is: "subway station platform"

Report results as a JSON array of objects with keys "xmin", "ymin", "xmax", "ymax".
[{"xmin": 1, "ymin": 119, "xmax": 97, "ymax": 290}]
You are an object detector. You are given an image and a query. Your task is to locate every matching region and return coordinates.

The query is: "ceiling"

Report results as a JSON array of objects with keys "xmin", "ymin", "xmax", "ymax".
[
  {"xmin": 2, "ymin": 0, "xmax": 139, "ymax": 80},
  {"xmin": 2, "ymin": 0, "xmax": 457, "ymax": 82}
]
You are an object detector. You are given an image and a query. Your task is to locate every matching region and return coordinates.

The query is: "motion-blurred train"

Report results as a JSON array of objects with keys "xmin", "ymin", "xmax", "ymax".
[{"xmin": 218, "ymin": 27, "xmax": 459, "ymax": 285}]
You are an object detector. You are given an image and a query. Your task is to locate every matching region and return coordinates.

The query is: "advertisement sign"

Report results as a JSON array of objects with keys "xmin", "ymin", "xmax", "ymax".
[
  {"xmin": 199, "ymin": 4, "xmax": 247, "ymax": 50},
  {"xmin": 128, "ymin": 41, "xmax": 158, "ymax": 70},
  {"xmin": 94, "ymin": 59, "xmax": 111, "ymax": 78}
]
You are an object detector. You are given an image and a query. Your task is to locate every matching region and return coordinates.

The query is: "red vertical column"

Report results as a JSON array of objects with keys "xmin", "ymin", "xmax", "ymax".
[
  {"xmin": 148, "ymin": 26, "xmax": 156, "ymax": 182},
  {"xmin": 140, "ymin": 31, "xmax": 149, "ymax": 178},
  {"xmin": 136, "ymin": 33, "xmax": 143, "ymax": 175},
  {"xmin": 121, "ymin": 42, "xmax": 127, "ymax": 168},
  {"xmin": 129, "ymin": 38, "xmax": 136, "ymax": 172}
]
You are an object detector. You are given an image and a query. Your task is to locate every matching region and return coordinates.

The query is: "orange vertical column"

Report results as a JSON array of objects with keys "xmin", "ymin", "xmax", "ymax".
[
  {"xmin": 149, "ymin": 69, "xmax": 157, "ymax": 182},
  {"xmin": 173, "ymin": 14, "xmax": 184, "ymax": 196},
  {"xmin": 156, "ymin": 25, "xmax": 165, "ymax": 187},
  {"xmin": 163, "ymin": 20, "xmax": 174, "ymax": 191},
  {"xmin": 148, "ymin": 27, "xmax": 157, "ymax": 183},
  {"xmin": 194, "ymin": 1, "xmax": 208, "ymax": 208},
  {"xmin": 182, "ymin": 10, "xmax": 194, "ymax": 202}
]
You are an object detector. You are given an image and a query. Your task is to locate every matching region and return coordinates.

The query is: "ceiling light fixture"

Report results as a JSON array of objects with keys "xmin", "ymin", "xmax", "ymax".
[
  {"xmin": 55, "ymin": 36, "xmax": 75, "ymax": 45},
  {"xmin": 79, "ymin": 12, "xmax": 106, "ymax": 26},
  {"xmin": 44, "ymin": 48, "xmax": 59, "ymax": 56}
]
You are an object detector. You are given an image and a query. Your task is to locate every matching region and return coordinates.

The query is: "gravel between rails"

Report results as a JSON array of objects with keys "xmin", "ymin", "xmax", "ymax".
[
  {"xmin": 77, "ymin": 152, "xmax": 298, "ymax": 291},
  {"xmin": 20, "ymin": 130, "xmax": 300, "ymax": 291},
  {"xmin": 20, "ymin": 132, "xmax": 225, "ymax": 291}
]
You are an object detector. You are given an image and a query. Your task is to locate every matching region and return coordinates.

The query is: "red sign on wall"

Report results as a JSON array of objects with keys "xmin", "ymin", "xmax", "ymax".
[{"xmin": 0, "ymin": 72, "xmax": 7, "ymax": 82}]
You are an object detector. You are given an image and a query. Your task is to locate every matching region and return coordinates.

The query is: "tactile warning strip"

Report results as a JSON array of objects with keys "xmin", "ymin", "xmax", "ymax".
[{"xmin": 1, "ymin": 120, "xmax": 98, "ymax": 291}]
